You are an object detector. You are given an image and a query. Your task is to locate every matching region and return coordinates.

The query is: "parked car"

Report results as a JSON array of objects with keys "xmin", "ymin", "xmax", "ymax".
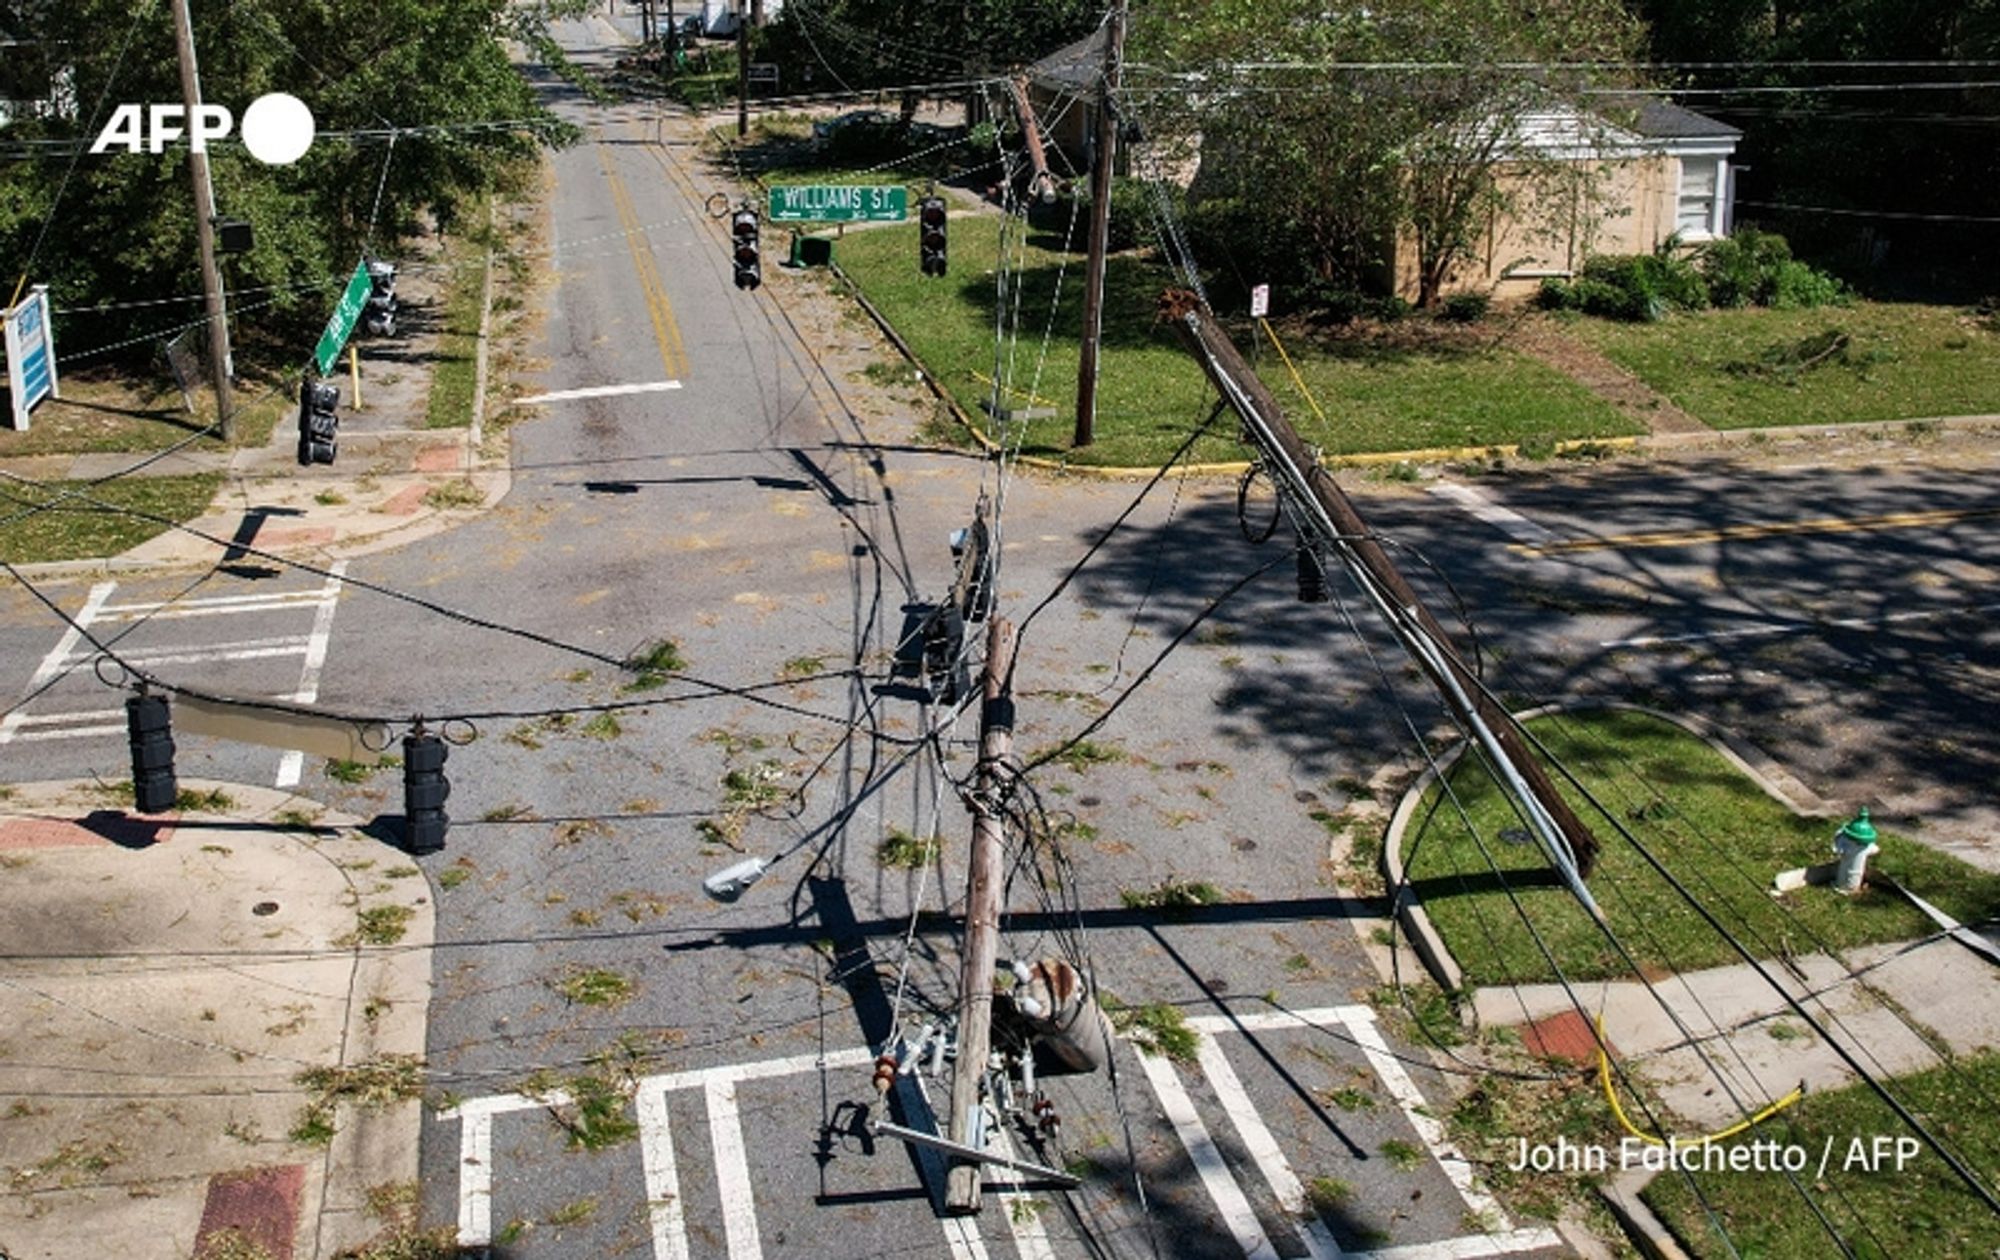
[{"xmin": 811, "ymin": 110, "xmax": 897, "ymax": 144}]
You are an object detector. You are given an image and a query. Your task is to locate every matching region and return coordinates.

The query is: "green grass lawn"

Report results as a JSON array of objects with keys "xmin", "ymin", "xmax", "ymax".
[
  {"xmin": 0, "ymin": 372, "xmax": 286, "ymax": 457},
  {"xmin": 0, "ymin": 473, "xmax": 222, "ymax": 564},
  {"xmin": 1570, "ymin": 302, "xmax": 2000, "ymax": 430},
  {"xmin": 424, "ymin": 223, "xmax": 489, "ymax": 430},
  {"xmin": 1643, "ymin": 1051, "xmax": 2000, "ymax": 1258},
  {"xmin": 1405, "ymin": 709, "xmax": 2000, "ymax": 986},
  {"xmin": 831, "ymin": 214, "xmax": 1639, "ymax": 466}
]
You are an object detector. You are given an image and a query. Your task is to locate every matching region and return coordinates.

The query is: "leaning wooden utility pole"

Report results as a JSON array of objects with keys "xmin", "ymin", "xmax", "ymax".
[
  {"xmin": 945, "ymin": 616, "xmax": 1016, "ymax": 1213},
  {"xmin": 1072, "ymin": 0, "xmax": 1127, "ymax": 448},
  {"xmin": 736, "ymin": 3, "xmax": 750, "ymax": 137},
  {"xmin": 169, "ymin": 0, "xmax": 233, "ymax": 441},
  {"xmin": 1160, "ymin": 292, "xmax": 1603, "ymax": 903}
]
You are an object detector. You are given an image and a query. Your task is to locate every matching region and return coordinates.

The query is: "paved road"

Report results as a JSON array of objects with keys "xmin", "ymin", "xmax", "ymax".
[{"xmin": 6, "ymin": 16, "xmax": 2000, "ymax": 1260}]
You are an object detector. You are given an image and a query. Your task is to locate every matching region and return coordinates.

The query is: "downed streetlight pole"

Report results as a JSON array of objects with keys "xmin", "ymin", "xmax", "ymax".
[{"xmin": 1159, "ymin": 291, "xmax": 1603, "ymax": 916}]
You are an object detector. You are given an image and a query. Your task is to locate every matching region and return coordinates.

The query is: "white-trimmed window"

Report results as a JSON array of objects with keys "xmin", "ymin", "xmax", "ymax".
[{"xmin": 1677, "ymin": 156, "xmax": 1722, "ymax": 238}]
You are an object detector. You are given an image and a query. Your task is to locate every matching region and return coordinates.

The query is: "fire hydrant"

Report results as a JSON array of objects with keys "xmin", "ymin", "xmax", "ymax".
[{"xmin": 1832, "ymin": 808, "xmax": 1879, "ymax": 895}]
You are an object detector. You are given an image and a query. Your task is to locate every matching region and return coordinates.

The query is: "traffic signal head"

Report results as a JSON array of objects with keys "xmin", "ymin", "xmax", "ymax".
[
  {"xmin": 402, "ymin": 730, "xmax": 450, "ymax": 854},
  {"xmin": 364, "ymin": 260, "xmax": 399, "ymax": 336},
  {"xmin": 732, "ymin": 210, "xmax": 761, "ymax": 291},
  {"xmin": 125, "ymin": 692, "xmax": 177, "ymax": 815},
  {"xmin": 297, "ymin": 377, "xmax": 339, "ymax": 466},
  {"xmin": 919, "ymin": 196, "xmax": 947, "ymax": 277}
]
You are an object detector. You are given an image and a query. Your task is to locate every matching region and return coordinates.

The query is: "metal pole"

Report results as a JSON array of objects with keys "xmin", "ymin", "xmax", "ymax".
[
  {"xmin": 1073, "ymin": 0, "xmax": 1126, "ymax": 448},
  {"xmin": 170, "ymin": 0, "xmax": 233, "ymax": 440},
  {"xmin": 945, "ymin": 616, "xmax": 1016, "ymax": 1213}
]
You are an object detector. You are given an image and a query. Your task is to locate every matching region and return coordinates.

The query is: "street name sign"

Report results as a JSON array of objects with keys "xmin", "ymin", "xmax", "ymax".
[
  {"xmin": 313, "ymin": 260, "xmax": 373, "ymax": 375},
  {"xmin": 4, "ymin": 285, "xmax": 58, "ymax": 431},
  {"xmin": 767, "ymin": 184, "xmax": 907, "ymax": 223}
]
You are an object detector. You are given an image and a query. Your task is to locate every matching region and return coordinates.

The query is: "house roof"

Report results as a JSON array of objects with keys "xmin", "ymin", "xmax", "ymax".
[{"xmin": 1618, "ymin": 96, "xmax": 1742, "ymax": 141}]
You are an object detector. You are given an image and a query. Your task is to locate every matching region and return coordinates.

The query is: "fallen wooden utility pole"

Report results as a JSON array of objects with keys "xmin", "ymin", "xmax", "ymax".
[
  {"xmin": 1073, "ymin": 0, "xmax": 1128, "ymax": 448},
  {"xmin": 1007, "ymin": 76, "xmax": 1058, "ymax": 204},
  {"xmin": 946, "ymin": 616, "xmax": 1016, "ymax": 1212},
  {"xmin": 1160, "ymin": 292, "xmax": 1602, "ymax": 909}
]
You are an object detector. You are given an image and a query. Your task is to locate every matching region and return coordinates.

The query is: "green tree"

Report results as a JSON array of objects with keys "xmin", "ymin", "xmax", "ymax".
[
  {"xmin": 1631, "ymin": 0, "xmax": 2000, "ymax": 287},
  {"xmin": 0, "ymin": 0, "xmax": 575, "ymax": 362},
  {"xmin": 1131, "ymin": 0, "xmax": 1646, "ymax": 306}
]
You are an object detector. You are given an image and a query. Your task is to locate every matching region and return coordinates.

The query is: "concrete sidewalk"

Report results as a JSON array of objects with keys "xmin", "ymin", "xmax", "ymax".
[
  {"xmin": 4, "ymin": 421, "xmax": 509, "ymax": 583},
  {"xmin": 0, "ymin": 779, "xmax": 434, "ymax": 1260},
  {"xmin": 1475, "ymin": 933, "xmax": 2000, "ymax": 1129}
]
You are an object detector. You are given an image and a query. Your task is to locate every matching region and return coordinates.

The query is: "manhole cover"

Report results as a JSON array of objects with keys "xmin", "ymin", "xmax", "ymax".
[{"xmin": 252, "ymin": 901, "xmax": 280, "ymax": 917}]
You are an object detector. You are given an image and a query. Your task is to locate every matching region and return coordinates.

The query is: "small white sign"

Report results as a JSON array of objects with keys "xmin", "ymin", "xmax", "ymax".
[{"xmin": 1249, "ymin": 283, "xmax": 1270, "ymax": 319}]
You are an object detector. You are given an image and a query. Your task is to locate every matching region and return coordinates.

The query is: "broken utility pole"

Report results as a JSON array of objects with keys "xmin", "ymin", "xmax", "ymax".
[
  {"xmin": 945, "ymin": 616, "xmax": 1016, "ymax": 1213},
  {"xmin": 1160, "ymin": 292, "xmax": 1602, "ymax": 909},
  {"xmin": 1073, "ymin": 0, "xmax": 1128, "ymax": 448},
  {"xmin": 1007, "ymin": 76, "xmax": 1058, "ymax": 204}
]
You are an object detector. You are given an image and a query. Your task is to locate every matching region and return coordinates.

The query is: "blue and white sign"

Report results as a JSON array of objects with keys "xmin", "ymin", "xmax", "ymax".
[{"xmin": 4, "ymin": 285, "xmax": 59, "ymax": 431}]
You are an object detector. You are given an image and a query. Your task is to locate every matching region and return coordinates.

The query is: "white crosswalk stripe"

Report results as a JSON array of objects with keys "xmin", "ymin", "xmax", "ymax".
[
  {"xmin": 1, "ymin": 566, "xmax": 348, "ymax": 791},
  {"xmin": 438, "ymin": 1009, "xmax": 1564, "ymax": 1260}
]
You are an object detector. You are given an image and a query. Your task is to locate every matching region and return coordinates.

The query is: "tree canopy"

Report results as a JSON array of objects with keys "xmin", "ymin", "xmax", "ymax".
[
  {"xmin": 1128, "ymin": 0, "xmax": 1648, "ymax": 306},
  {"xmin": 0, "ymin": 0, "xmax": 574, "ymax": 361},
  {"xmin": 1631, "ymin": 0, "xmax": 2000, "ymax": 289}
]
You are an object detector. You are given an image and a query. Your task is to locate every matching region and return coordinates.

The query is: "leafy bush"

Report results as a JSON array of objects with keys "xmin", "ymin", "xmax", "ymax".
[
  {"xmin": 1073, "ymin": 176, "xmax": 1173, "ymax": 252},
  {"xmin": 1577, "ymin": 252, "xmax": 1709, "ymax": 322},
  {"xmin": 1696, "ymin": 228, "xmax": 1843, "ymax": 309},
  {"xmin": 1441, "ymin": 291, "xmax": 1491, "ymax": 323},
  {"xmin": 1768, "ymin": 259, "xmax": 1847, "ymax": 309},
  {"xmin": 1536, "ymin": 277, "xmax": 1576, "ymax": 311},
  {"xmin": 1305, "ymin": 284, "xmax": 1372, "ymax": 325},
  {"xmin": 1698, "ymin": 227, "xmax": 1792, "ymax": 307}
]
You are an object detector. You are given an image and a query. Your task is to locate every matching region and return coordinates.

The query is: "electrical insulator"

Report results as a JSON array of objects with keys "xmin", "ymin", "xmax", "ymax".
[
  {"xmin": 125, "ymin": 691, "xmax": 177, "ymax": 814},
  {"xmin": 402, "ymin": 729, "xmax": 450, "ymax": 854},
  {"xmin": 1296, "ymin": 542, "xmax": 1329, "ymax": 603}
]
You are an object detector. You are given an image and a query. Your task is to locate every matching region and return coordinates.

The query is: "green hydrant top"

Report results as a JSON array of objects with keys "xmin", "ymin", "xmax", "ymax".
[{"xmin": 1840, "ymin": 808, "xmax": 1879, "ymax": 845}]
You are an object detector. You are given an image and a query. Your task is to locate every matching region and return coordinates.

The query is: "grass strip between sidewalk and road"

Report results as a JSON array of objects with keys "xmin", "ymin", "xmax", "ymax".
[
  {"xmin": 1404, "ymin": 709, "xmax": 2000, "ymax": 985},
  {"xmin": 829, "ymin": 213, "xmax": 1639, "ymax": 467},
  {"xmin": 1570, "ymin": 302, "xmax": 2000, "ymax": 431},
  {"xmin": 424, "ymin": 223, "xmax": 491, "ymax": 430},
  {"xmin": 0, "ymin": 473, "xmax": 222, "ymax": 564},
  {"xmin": 1642, "ymin": 1050, "xmax": 2000, "ymax": 1258}
]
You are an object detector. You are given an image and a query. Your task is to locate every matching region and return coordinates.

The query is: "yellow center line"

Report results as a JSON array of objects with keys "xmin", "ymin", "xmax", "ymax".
[
  {"xmin": 1509, "ymin": 504, "xmax": 2000, "ymax": 556},
  {"xmin": 594, "ymin": 137, "xmax": 689, "ymax": 381}
]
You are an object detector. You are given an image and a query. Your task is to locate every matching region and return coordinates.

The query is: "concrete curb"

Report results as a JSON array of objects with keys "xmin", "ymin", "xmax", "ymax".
[
  {"xmin": 1378, "ymin": 699, "xmax": 1829, "ymax": 1001},
  {"xmin": 1374, "ymin": 707, "xmax": 1810, "ymax": 1260}
]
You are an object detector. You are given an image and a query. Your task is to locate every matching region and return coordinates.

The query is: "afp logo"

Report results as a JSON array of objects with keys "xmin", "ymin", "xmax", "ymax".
[{"xmin": 90, "ymin": 92, "xmax": 316, "ymax": 165}]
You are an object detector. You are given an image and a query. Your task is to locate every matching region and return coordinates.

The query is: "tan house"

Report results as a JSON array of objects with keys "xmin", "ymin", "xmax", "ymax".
[
  {"xmin": 1394, "ymin": 98, "xmax": 1742, "ymax": 303},
  {"xmin": 1023, "ymin": 33, "xmax": 1741, "ymax": 303}
]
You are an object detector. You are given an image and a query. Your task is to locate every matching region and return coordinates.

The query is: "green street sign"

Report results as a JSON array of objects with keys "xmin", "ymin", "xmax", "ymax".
[
  {"xmin": 767, "ymin": 184, "xmax": 907, "ymax": 223},
  {"xmin": 313, "ymin": 260, "xmax": 373, "ymax": 375}
]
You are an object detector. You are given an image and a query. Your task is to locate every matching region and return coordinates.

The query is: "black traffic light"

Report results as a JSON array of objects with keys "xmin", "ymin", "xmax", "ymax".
[
  {"xmin": 919, "ymin": 196, "xmax": 947, "ymax": 277},
  {"xmin": 732, "ymin": 209, "xmax": 761, "ymax": 291},
  {"xmin": 363, "ymin": 259, "xmax": 398, "ymax": 337},
  {"xmin": 402, "ymin": 730, "xmax": 449, "ymax": 854},
  {"xmin": 126, "ymin": 691, "xmax": 177, "ymax": 814},
  {"xmin": 297, "ymin": 377, "xmax": 338, "ymax": 466}
]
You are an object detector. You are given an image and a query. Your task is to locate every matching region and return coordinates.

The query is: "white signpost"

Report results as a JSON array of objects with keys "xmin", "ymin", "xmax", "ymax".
[
  {"xmin": 4, "ymin": 284, "xmax": 59, "ymax": 431},
  {"xmin": 1249, "ymin": 283, "xmax": 1271, "ymax": 319}
]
